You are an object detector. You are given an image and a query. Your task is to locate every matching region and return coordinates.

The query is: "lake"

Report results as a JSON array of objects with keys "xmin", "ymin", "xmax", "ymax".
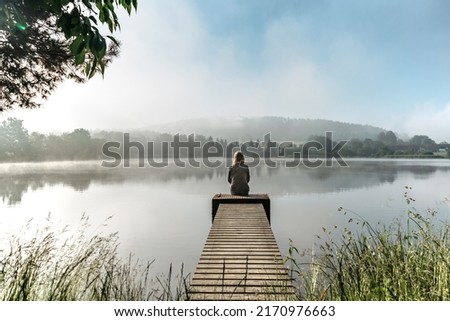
[{"xmin": 1, "ymin": 159, "xmax": 450, "ymax": 278}]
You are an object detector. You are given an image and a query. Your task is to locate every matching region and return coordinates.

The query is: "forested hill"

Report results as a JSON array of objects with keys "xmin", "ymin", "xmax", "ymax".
[
  {"xmin": 152, "ymin": 116, "xmax": 386, "ymax": 141},
  {"xmin": 1, "ymin": 117, "xmax": 447, "ymax": 163}
]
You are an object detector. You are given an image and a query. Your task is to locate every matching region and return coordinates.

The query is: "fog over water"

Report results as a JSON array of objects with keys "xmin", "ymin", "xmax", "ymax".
[{"xmin": 1, "ymin": 159, "xmax": 450, "ymax": 276}]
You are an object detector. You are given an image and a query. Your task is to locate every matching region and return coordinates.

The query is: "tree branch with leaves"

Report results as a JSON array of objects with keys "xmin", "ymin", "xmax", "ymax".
[{"xmin": 0, "ymin": 0, "xmax": 137, "ymax": 111}]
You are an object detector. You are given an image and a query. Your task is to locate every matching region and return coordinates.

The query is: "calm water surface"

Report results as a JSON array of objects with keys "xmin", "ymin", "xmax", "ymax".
[{"xmin": 1, "ymin": 159, "xmax": 450, "ymax": 276}]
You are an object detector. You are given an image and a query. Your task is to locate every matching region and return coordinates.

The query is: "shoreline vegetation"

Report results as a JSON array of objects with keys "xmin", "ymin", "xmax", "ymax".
[
  {"xmin": 288, "ymin": 187, "xmax": 450, "ymax": 300},
  {"xmin": 1, "ymin": 187, "xmax": 449, "ymax": 301},
  {"xmin": 1, "ymin": 117, "xmax": 449, "ymax": 164},
  {"xmin": 0, "ymin": 215, "xmax": 189, "ymax": 301}
]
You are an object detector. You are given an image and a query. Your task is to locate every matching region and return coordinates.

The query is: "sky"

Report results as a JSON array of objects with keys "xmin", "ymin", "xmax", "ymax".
[{"xmin": 4, "ymin": 0, "xmax": 450, "ymax": 141}]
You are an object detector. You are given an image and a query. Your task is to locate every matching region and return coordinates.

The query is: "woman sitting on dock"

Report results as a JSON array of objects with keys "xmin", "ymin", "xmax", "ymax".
[{"xmin": 228, "ymin": 151, "xmax": 250, "ymax": 196}]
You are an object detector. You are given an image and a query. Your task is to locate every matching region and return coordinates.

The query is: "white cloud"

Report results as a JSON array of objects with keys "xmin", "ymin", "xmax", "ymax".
[
  {"xmin": 6, "ymin": 0, "xmax": 446, "ymax": 137},
  {"xmin": 403, "ymin": 103, "xmax": 450, "ymax": 142},
  {"xmin": 5, "ymin": 1, "xmax": 339, "ymax": 133}
]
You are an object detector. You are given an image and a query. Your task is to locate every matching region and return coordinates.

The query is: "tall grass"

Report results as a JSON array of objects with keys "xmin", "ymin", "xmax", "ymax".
[
  {"xmin": 289, "ymin": 187, "xmax": 450, "ymax": 300},
  {"xmin": 4, "ymin": 187, "xmax": 449, "ymax": 301},
  {"xmin": 0, "ymin": 215, "xmax": 190, "ymax": 301}
]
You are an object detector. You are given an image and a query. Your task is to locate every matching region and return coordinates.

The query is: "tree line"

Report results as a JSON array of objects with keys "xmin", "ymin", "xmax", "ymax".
[
  {"xmin": 0, "ymin": 118, "xmax": 231, "ymax": 162},
  {"xmin": 1, "ymin": 118, "xmax": 449, "ymax": 163},
  {"xmin": 0, "ymin": 118, "xmax": 104, "ymax": 162},
  {"xmin": 316, "ymin": 131, "xmax": 450, "ymax": 158}
]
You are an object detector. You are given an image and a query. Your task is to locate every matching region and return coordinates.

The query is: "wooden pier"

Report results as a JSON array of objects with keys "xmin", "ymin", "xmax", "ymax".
[{"xmin": 189, "ymin": 194, "xmax": 295, "ymax": 301}]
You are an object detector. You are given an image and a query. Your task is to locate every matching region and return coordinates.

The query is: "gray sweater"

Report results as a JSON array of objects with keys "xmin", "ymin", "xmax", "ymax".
[{"xmin": 227, "ymin": 163, "xmax": 250, "ymax": 196}]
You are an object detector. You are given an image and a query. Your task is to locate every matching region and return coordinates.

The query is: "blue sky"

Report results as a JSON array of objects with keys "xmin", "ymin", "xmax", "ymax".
[{"xmin": 5, "ymin": 0, "xmax": 450, "ymax": 141}]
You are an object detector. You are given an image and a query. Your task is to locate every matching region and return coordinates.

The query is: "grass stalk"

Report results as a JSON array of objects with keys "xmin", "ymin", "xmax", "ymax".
[
  {"xmin": 288, "ymin": 187, "xmax": 450, "ymax": 301},
  {"xmin": 0, "ymin": 215, "xmax": 190, "ymax": 301}
]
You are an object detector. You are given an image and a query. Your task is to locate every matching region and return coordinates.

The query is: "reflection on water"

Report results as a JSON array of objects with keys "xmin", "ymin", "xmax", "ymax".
[
  {"xmin": 1, "ymin": 159, "xmax": 450, "ymax": 277},
  {"xmin": 2, "ymin": 159, "xmax": 450, "ymax": 206}
]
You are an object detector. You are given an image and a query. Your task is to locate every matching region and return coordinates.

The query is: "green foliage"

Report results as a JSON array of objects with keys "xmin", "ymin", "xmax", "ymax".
[
  {"xmin": 340, "ymin": 134, "xmax": 446, "ymax": 158},
  {"xmin": 0, "ymin": 117, "xmax": 446, "ymax": 162},
  {"xmin": 0, "ymin": 0, "xmax": 137, "ymax": 110},
  {"xmin": 340, "ymin": 138, "xmax": 394, "ymax": 157},
  {"xmin": 410, "ymin": 135, "xmax": 436, "ymax": 146},
  {"xmin": 377, "ymin": 131, "xmax": 397, "ymax": 145},
  {"xmin": 0, "ymin": 118, "xmax": 30, "ymax": 161},
  {"xmin": 0, "ymin": 118, "xmax": 105, "ymax": 162},
  {"xmin": 385, "ymin": 130, "xmax": 397, "ymax": 145},
  {"xmin": 288, "ymin": 187, "xmax": 450, "ymax": 300}
]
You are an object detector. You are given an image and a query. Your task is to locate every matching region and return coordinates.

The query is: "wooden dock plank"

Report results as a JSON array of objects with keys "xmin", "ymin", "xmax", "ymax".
[{"xmin": 189, "ymin": 195, "xmax": 295, "ymax": 301}]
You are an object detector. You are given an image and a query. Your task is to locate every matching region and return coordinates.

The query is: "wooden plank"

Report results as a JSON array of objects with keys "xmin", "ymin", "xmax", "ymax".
[
  {"xmin": 191, "ymin": 274, "xmax": 292, "ymax": 281},
  {"xmin": 189, "ymin": 198, "xmax": 295, "ymax": 301},
  {"xmin": 193, "ymin": 269, "xmax": 289, "ymax": 275},
  {"xmin": 198, "ymin": 259, "xmax": 283, "ymax": 264},
  {"xmin": 191, "ymin": 278, "xmax": 290, "ymax": 284},
  {"xmin": 211, "ymin": 194, "xmax": 271, "ymax": 222},
  {"xmin": 189, "ymin": 286, "xmax": 295, "ymax": 293},
  {"xmin": 191, "ymin": 274, "xmax": 292, "ymax": 280},
  {"xmin": 188, "ymin": 293, "xmax": 296, "ymax": 301}
]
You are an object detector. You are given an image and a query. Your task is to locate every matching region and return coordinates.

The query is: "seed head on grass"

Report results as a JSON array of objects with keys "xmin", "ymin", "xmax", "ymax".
[
  {"xmin": 0, "ymin": 215, "xmax": 189, "ymax": 301},
  {"xmin": 287, "ymin": 187, "xmax": 450, "ymax": 301}
]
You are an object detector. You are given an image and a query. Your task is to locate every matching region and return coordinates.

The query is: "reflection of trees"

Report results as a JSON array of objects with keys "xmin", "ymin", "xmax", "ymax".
[
  {"xmin": 0, "ymin": 163, "xmax": 222, "ymax": 205},
  {"xmin": 305, "ymin": 166, "xmax": 336, "ymax": 181},
  {"xmin": 266, "ymin": 165, "xmax": 281, "ymax": 176},
  {"xmin": 305, "ymin": 162, "xmax": 442, "ymax": 183},
  {"xmin": 1, "ymin": 160, "xmax": 450, "ymax": 205},
  {"xmin": 251, "ymin": 161, "xmax": 450, "ymax": 195},
  {"xmin": 410, "ymin": 166, "xmax": 440, "ymax": 180},
  {"xmin": 0, "ymin": 177, "xmax": 30, "ymax": 206},
  {"xmin": 0, "ymin": 172, "xmax": 106, "ymax": 205}
]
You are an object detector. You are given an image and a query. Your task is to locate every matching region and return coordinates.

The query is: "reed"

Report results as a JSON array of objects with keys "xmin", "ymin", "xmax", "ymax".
[
  {"xmin": 4, "ymin": 187, "xmax": 448, "ymax": 301},
  {"xmin": 289, "ymin": 187, "xmax": 450, "ymax": 300},
  {"xmin": 0, "ymin": 215, "xmax": 190, "ymax": 301}
]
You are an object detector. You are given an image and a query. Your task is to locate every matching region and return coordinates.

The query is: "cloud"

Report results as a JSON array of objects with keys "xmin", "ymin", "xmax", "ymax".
[
  {"xmin": 5, "ymin": 1, "xmax": 339, "ymax": 133},
  {"xmin": 4, "ymin": 0, "xmax": 449, "ymax": 137},
  {"xmin": 403, "ymin": 103, "xmax": 450, "ymax": 142}
]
